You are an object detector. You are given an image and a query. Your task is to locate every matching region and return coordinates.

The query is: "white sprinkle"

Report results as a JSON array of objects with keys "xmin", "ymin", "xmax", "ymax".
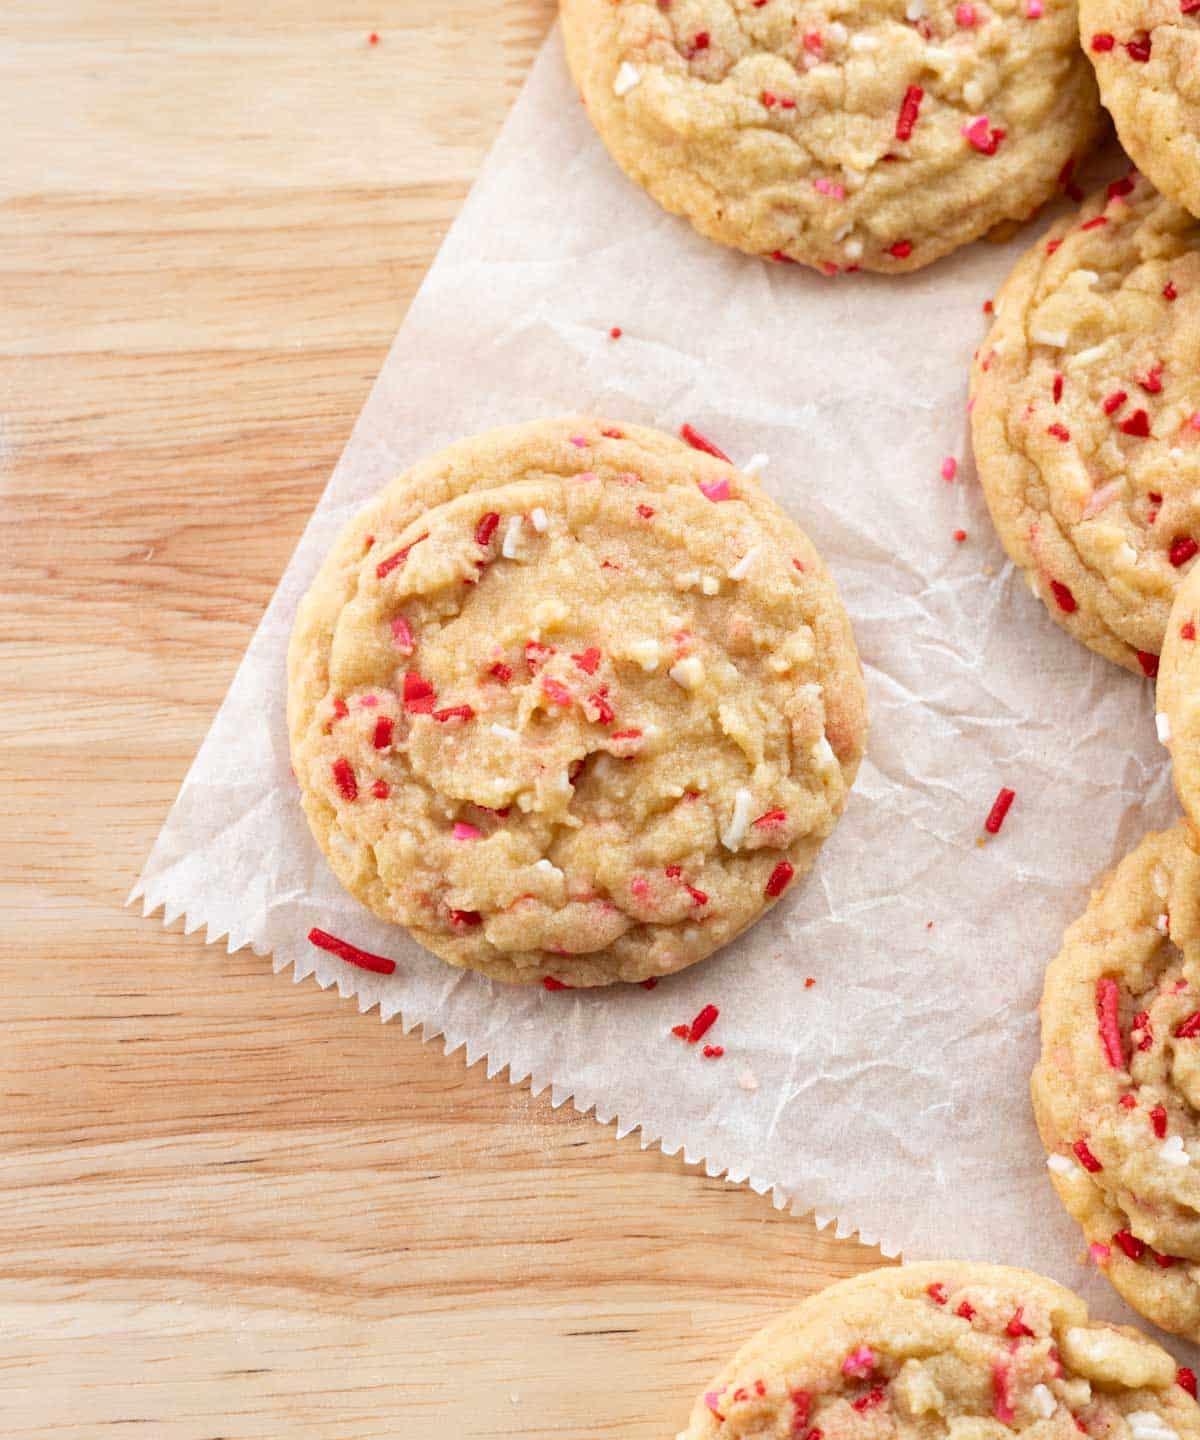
[
  {"xmin": 530, "ymin": 507, "xmax": 549, "ymax": 533},
  {"xmin": 722, "ymin": 787, "xmax": 754, "ymax": 851},
  {"xmin": 1030, "ymin": 326, "xmax": 1069, "ymax": 348},
  {"xmin": 1128, "ymin": 1414, "xmax": 1180, "ymax": 1440},
  {"xmin": 501, "ymin": 515, "xmax": 525, "ymax": 559},
  {"xmin": 533, "ymin": 858, "xmax": 564, "ymax": 880},
  {"xmin": 963, "ymin": 80, "xmax": 984, "ymax": 110},
  {"xmin": 1077, "ymin": 269, "xmax": 1099, "ymax": 287},
  {"xmin": 827, "ymin": 21, "xmax": 848, "ymax": 42},
  {"xmin": 844, "ymin": 237, "xmax": 864, "ymax": 261},
  {"xmin": 738, "ymin": 1068, "xmax": 759, "ymax": 1092},
  {"xmin": 1161, "ymin": 1134, "xmax": 1189, "ymax": 1167},
  {"xmin": 1155, "ymin": 913, "xmax": 1170, "ymax": 936},
  {"xmin": 850, "ymin": 32, "xmax": 878, "ymax": 49},
  {"xmin": 1156, "ymin": 713, "xmax": 1171, "ymax": 744},
  {"xmin": 728, "ymin": 546, "xmax": 760, "ymax": 581},
  {"xmin": 1072, "ymin": 344, "xmax": 1111, "ymax": 367},
  {"xmin": 1031, "ymin": 1385, "xmax": 1057, "ymax": 1419},
  {"xmin": 741, "ymin": 453, "xmax": 769, "ymax": 477},
  {"xmin": 490, "ymin": 723, "xmax": 520, "ymax": 741},
  {"xmin": 811, "ymin": 736, "xmax": 838, "ymax": 774},
  {"xmin": 1115, "ymin": 541, "xmax": 1138, "ymax": 569},
  {"xmin": 669, "ymin": 656, "xmax": 705, "ymax": 690},
  {"xmin": 701, "ymin": 575, "xmax": 720, "ymax": 595},
  {"xmin": 613, "ymin": 61, "xmax": 642, "ymax": 97},
  {"xmin": 905, "ymin": 0, "xmax": 926, "ymax": 18},
  {"xmin": 629, "ymin": 638, "xmax": 662, "ymax": 672},
  {"xmin": 1047, "ymin": 1154, "xmax": 1077, "ymax": 1175},
  {"xmin": 1153, "ymin": 864, "xmax": 1170, "ymax": 898}
]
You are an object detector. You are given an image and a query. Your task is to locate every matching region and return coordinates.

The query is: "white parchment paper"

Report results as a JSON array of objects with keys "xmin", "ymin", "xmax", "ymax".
[{"xmin": 134, "ymin": 26, "xmax": 1189, "ymax": 1337}]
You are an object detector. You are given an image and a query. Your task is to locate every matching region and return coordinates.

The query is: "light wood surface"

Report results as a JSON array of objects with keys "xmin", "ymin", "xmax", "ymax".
[{"xmin": 0, "ymin": 5, "xmax": 884, "ymax": 1435}]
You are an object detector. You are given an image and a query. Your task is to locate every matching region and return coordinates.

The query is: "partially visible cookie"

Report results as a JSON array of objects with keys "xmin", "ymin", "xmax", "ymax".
[
  {"xmin": 1158, "ymin": 565, "xmax": 1200, "ymax": 825},
  {"xmin": 288, "ymin": 417, "xmax": 867, "ymax": 987},
  {"xmin": 1033, "ymin": 822, "xmax": 1200, "ymax": 1340},
  {"xmin": 560, "ymin": 0, "xmax": 1102, "ymax": 275},
  {"xmin": 971, "ymin": 176, "xmax": 1200, "ymax": 672},
  {"xmin": 1081, "ymin": 0, "xmax": 1200, "ymax": 220},
  {"xmin": 678, "ymin": 1261, "xmax": 1198, "ymax": 1439}
]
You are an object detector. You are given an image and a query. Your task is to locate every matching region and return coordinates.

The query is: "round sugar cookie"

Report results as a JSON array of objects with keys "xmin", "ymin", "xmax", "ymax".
[
  {"xmin": 1081, "ymin": 0, "xmax": 1200, "ymax": 220},
  {"xmin": 1033, "ymin": 822, "xmax": 1200, "ymax": 1340},
  {"xmin": 560, "ymin": 0, "xmax": 1103, "ymax": 274},
  {"xmin": 679, "ymin": 1261, "xmax": 1199, "ymax": 1439},
  {"xmin": 287, "ymin": 417, "xmax": 867, "ymax": 987},
  {"xmin": 971, "ymin": 175, "xmax": 1200, "ymax": 672}
]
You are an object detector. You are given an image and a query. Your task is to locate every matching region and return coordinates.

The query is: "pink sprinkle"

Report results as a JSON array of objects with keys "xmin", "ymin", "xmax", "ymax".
[
  {"xmin": 814, "ymin": 177, "xmax": 846, "ymax": 200},
  {"xmin": 941, "ymin": 456, "xmax": 958, "ymax": 482},
  {"xmin": 962, "ymin": 115, "xmax": 1004, "ymax": 154},
  {"xmin": 1082, "ymin": 481, "xmax": 1122, "ymax": 520},
  {"xmin": 1090, "ymin": 1242, "xmax": 1111, "ymax": 1267},
  {"xmin": 1027, "ymin": 0, "xmax": 1043, "ymax": 15},
  {"xmin": 804, "ymin": 29, "xmax": 824, "ymax": 54},
  {"xmin": 542, "ymin": 678, "xmax": 573, "ymax": 707},
  {"xmin": 704, "ymin": 1392, "xmax": 726, "ymax": 1421},
  {"xmin": 956, "ymin": 3, "xmax": 977, "ymax": 23},
  {"xmin": 698, "ymin": 478, "xmax": 732, "ymax": 502},
  {"xmin": 842, "ymin": 1345, "xmax": 876, "ymax": 1379},
  {"xmin": 992, "ymin": 1360, "xmax": 1014, "ymax": 1424},
  {"xmin": 453, "ymin": 822, "xmax": 482, "ymax": 841},
  {"xmin": 390, "ymin": 615, "xmax": 415, "ymax": 654},
  {"xmin": 569, "ymin": 435, "xmax": 588, "ymax": 448}
]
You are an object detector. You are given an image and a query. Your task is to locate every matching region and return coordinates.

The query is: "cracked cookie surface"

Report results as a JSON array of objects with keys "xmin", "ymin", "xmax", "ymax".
[
  {"xmin": 287, "ymin": 417, "xmax": 866, "ymax": 987},
  {"xmin": 1081, "ymin": 0, "xmax": 1200, "ymax": 219},
  {"xmin": 679, "ymin": 1261, "xmax": 1199, "ymax": 1439},
  {"xmin": 971, "ymin": 176, "xmax": 1200, "ymax": 672},
  {"xmin": 1033, "ymin": 823, "xmax": 1200, "ymax": 1340},
  {"xmin": 560, "ymin": 0, "xmax": 1102, "ymax": 274}
]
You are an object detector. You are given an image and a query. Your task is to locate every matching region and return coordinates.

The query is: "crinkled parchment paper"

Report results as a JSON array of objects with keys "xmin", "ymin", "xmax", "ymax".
[{"xmin": 134, "ymin": 26, "xmax": 1188, "ymax": 1337}]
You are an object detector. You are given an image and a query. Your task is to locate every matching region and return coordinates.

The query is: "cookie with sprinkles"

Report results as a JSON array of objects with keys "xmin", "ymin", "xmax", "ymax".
[
  {"xmin": 559, "ymin": 0, "xmax": 1102, "ymax": 275},
  {"xmin": 971, "ymin": 175, "xmax": 1200, "ymax": 672},
  {"xmin": 288, "ymin": 418, "xmax": 867, "ymax": 987},
  {"xmin": 1033, "ymin": 822, "xmax": 1200, "ymax": 1340},
  {"xmin": 1082, "ymin": 0, "xmax": 1200, "ymax": 220},
  {"xmin": 1158, "ymin": 564, "xmax": 1200, "ymax": 827},
  {"xmin": 678, "ymin": 1261, "xmax": 1199, "ymax": 1439}
]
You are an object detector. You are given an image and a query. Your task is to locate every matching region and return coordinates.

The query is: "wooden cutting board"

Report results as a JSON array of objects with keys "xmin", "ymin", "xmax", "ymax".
[{"xmin": 0, "ymin": 4, "xmax": 883, "ymax": 1435}]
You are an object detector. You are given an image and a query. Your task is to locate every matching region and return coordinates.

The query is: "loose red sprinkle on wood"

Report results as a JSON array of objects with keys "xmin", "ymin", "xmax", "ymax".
[
  {"xmin": 686, "ymin": 1003, "xmax": 720, "ymax": 1043},
  {"xmin": 1096, "ymin": 977, "xmax": 1126, "ymax": 1069},
  {"xmin": 888, "ymin": 240, "xmax": 913, "ymax": 259},
  {"xmin": 542, "ymin": 977, "xmax": 568, "ymax": 991},
  {"xmin": 1151, "ymin": 1104, "xmax": 1168, "ymax": 1138},
  {"xmin": 1136, "ymin": 651, "xmax": 1159, "ymax": 678},
  {"xmin": 852, "ymin": 1389, "xmax": 885, "ymax": 1414},
  {"xmin": 376, "ymin": 532, "xmax": 427, "ymax": 580},
  {"xmin": 332, "ymin": 757, "xmax": 358, "ymax": 801},
  {"xmin": 983, "ymin": 298, "xmax": 994, "ymax": 313},
  {"xmin": 1126, "ymin": 30, "xmax": 1152, "ymax": 59},
  {"xmin": 765, "ymin": 860, "xmax": 794, "ymax": 897},
  {"xmin": 369, "ymin": 32, "xmax": 380, "ymax": 45},
  {"xmin": 984, "ymin": 787, "xmax": 1016, "ymax": 833},
  {"xmin": 895, "ymin": 85, "xmax": 924, "ymax": 141},
  {"xmin": 433, "ymin": 704, "xmax": 475, "ymax": 724},
  {"xmin": 1183, "ymin": 620, "xmax": 1197, "ymax": 640},
  {"xmin": 403, "ymin": 671, "xmax": 437, "ymax": 713},
  {"xmin": 373, "ymin": 716, "xmax": 394, "ymax": 750},
  {"xmin": 308, "ymin": 927, "xmax": 395, "ymax": 974},
  {"xmin": 956, "ymin": 1300, "xmax": 976, "ymax": 1320},
  {"xmin": 805, "ymin": 977, "xmax": 815, "ymax": 988},
  {"xmin": 1178, "ymin": 1369, "xmax": 1198, "ymax": 1399},
  {"xmin": 927, "ymin": 1282, "xmax": 948, "ymax": 1305},
  {"xmin": 1103, "ymin": 390, "xmax": 1128, "ymax": 415},
  {"xmin": 1175, "ymin": 1010, "xmax": 1200, "ymax": 1038},
  {"xmin": 475, "ymin": 511, "xmax": 501, "ymax": 547},
  {"xmin": 1047, "ymin": 422, "xmax": 1070, "ymax": 442},
  {"xmin": 680, "ymin": 423, "xmax": 731, "ymax": 461},
  {"xmin": 702, "ymin": 1044, "xmax": 724, "ymax": 1058},
  {"xmin": 1171, "ymin": 536, "xmax": 1199, "ymax": 567},
  {"xmin": 1091, "ymin": 30, "xmax": 1116, "ymax": 47},
  {"xmin": 572, "ymin": 647, "xmax": 601, "ymax": 675},
  {"xmin": 371, "ymin": 779, "xmax": 389, "ymax": 799},
  {"xmin": 1050, "ymin": 580, "xmax": 1077, "ymax": 613},
  {"xmin": 1073, "ymin": 1138, "xmax": 1103, "ymax": 1172},
  {"xmin": 1112, "ymin": 1229, "xmax": 1146, "ymax": 1261}
]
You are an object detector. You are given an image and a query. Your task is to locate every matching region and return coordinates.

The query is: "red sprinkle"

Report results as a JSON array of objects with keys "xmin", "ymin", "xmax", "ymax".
[
  {"xmin": 541, "ymin": 679, "xmax": 573, "ymax": 708},
  {"xmin": 1178, "ymin": 1369, "xmax": 1198, "ymax": 1400},
  {"xmin": 1171, "ymin": 536, "xmax": 1199, "ymax": 567},
  {"xmin": 895, "ymin": 84, "xmax": 924, "ymax": 141},
  {"xmin": 702, "ymin": 1044, "xmax": 724, "ymax": 1058},
  {"xmin": 765, "ymin": 860, "xmax": 794, "ymax": 897},
  {"xmin": 1119, "ymin": 1093, "xmax": 1137, "ymax": 1108},
  {"xmin": 525, "ymin": 640, "xmax": 556, "ymax": 674},
  {"xmin": 1108, "ymin": 176, "xmax": 1136, "ymax": 202},
  {"xmin": 332, "ymin": 757, "xmax": 358, "ymax": 801},
  {"xmin": 1091, "ymin": 30, "xmax": 1116, "ymax": 48},
  {"xmin": 1136, "ymin": 651, "xmax": 1159, "ymax": 678},
  {"xmin": 686, "ymin": 885, "xmax": 709, "ymax": 907},
  {"xmin": 1073, "ymin": 1138, "xmax": 1103, "ymax": 1172},
  {"xmin": 1050, "ymin": 580, "xmax": 1077, "ymax": 613},
  {"xmin": 1151, "ymin": 1104, "xmax": 1168, "ymax": 1138},
  {"xmin": 636, "ymin": 503, "xmax": 656, "ymax": 519},
  {"xmin": 1139, "ymin": 365, "xmax": 1164, "ymax": 394},
  {"xmin": 805, "ymin": 977, "xmax": 815, "ymax": 988},
  {"xmin": 610, "ymin": 326, "xmax": 622, "ymax": 339},
  {"xmin": 1080, "ymin": 216, "xmax": 1109, "ymax": 231},
  {"xmin": 1126, "ymin": 30, "xmax": 1152, "ymax": 59},
  {"xmin": 1133, "ymin": 1010, "xmax": 1154, "ymax": 1052},
  {"xmin": 1183, "ymin": 620, "xmax": 1197, "ymax": 640},
  {"xmin": 589, "ymin": 690, "xmax": 615, "ymax": 726},
  {"xmin": 475, "ymin": 511, "xmax": 501, "ymax": 547},
  {"xmin": 370, "ymin": 779, "xmax": 389, "ymax": 799},
  {"xmin": 373, "ymin": 716, "xmax": 394, "ymax": 750},
  {"xmin": 927, "ymin": 1282, "xmax": 948, "ymax": 1305},
  {"xmin": 391, "ymin": 614, "xmax": 415, "ymax": 654},
  {"xmin": 1047, "ymin": 422, "xmax": 1071, "ymax": 442},
  {"xmin": 953, "ymin": 529, "xmax": 967, "ymax": 543},
  {"xmin": 489, "ymin": 661, "xmax": 513, "ymax": 684},
  {"xmin": 433, "ymin": 704, "xmax": 475, "ymax": 724},
  {"xmin": 449, "ymin": 909, "xmax": 482, "ymax": 929},
  {"xmin": 601, "ymin": 427, "xmax": 624, "ymax": 439},
  {"xmin": 888, "ymin": 240, "xmax": 914, "ymax": 259},
  {"xmin": 1103, "ymin": 390, "xmax": 1128, "ymax": 415},
  {"xmin": 1175, "ymin": 1010, "xmax": 1200, "ymax": 1038},
  {"xmin": 753, "ymin": 809, "xmax": 788, "ymax": 829},
  {"xmin": 1046, "ymin": 238, "xmax": 1063, "ymax": 255},
  {"xmin": 1007, "ymin": 1307, "xmax": 1035, "ymax": 1338},
  {"xmin": 403, "ymin": 671, "xmax": 437, "ymax": 714},
  {"xmin": 984, "ymin": 786, "xmax": 1016, "ymax": 834},
  {"xmin": 680, "ymin": 423, "xmax": 731, "ymax": 461},
  {"xmin": 792, "ymin": 1391, "xmax": 812, "ymax": 1432},
  {"xmin": 852, "ymin": 1390, "xmax": 885, "ymax": 1414},
  {"xmin": 1053, "ymin": 372, "xmax": 1064, "ymax": 403},
  {"xmin": 641, "ymin": 977, "xmax": 658, "ymax": 990},
  {"xmin": 572, "ymin": 647, "xmax": 602, "ymax": 675},
  {"xmin": 671, "ymin": 1023, "xmax": 690, "ymax": 1038},
  {"xmin": 376, "ymin": 532, "xmax": 427, "ymax": 580},
  {"xmin": 1112, "ymin": 1229, "xmax": 1146, "ymax": 1261},
  {"xmin": 1164, "ymin": 280, "xmax": 1178, "ymax": 301},
  {"xmin": 1096, "ymin": 977, "xmax": 1126, "ymax": 1069},
  {"xmin": 956, "ymin": 1300, "xmax": 977, "ymax": 1321},
  {"xmin": 369, "ymin": 32, "xmax": 380, "ymax": 45},
  {"xmin": 687, "ymin": 1003, "xmax": 720, "ymax": 1043},
  {"xmin": 542, "ymin": 977, "xmax": 569, "ymax": 991},
  {"xmin": 331, "ymin": 697, "xmax": 348, "ymax": 721},
  {"xmin": 308, "ymin": 927, "xmax": 395, "ymax": 974}
]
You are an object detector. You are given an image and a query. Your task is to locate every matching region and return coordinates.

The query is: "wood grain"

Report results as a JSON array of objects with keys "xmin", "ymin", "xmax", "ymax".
[{"xmin": 0, "ymin": 4, "xmax": 884, "ymax": 1435}]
